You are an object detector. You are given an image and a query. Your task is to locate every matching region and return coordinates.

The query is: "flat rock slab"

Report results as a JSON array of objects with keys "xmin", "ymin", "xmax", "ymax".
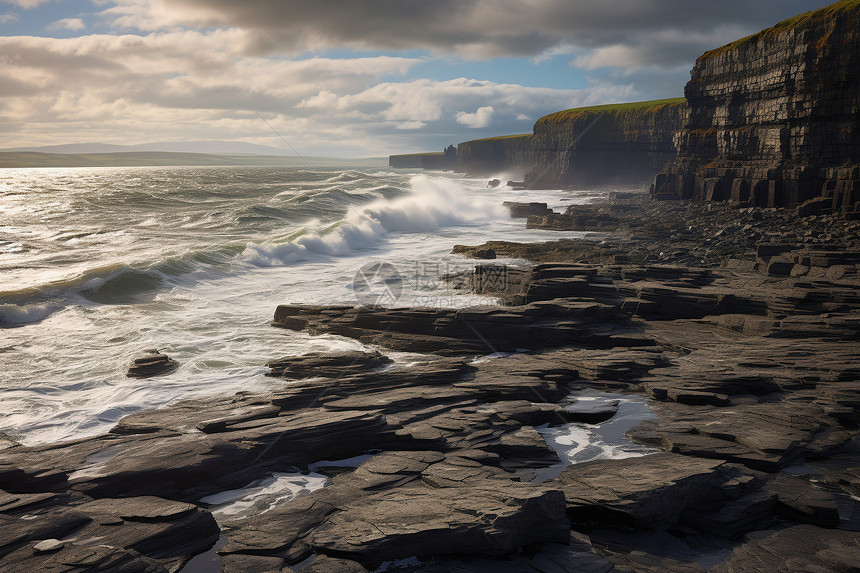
[
  {"xmin": 712, "ymin": 525, "xmax": 860, "ymax": 573},
  {"xmin": 266, "ymin": 350, "xmax": 392, "ymax": 379},
  {"xmin": 307, "ymin": 484, "xmax": 569, "ymax": 567},
  {"xmin": 563, "ymin": 399, "xmax": 620, "ymax": 424},
  {"xmin": 76, "ymin": 496, "xmax": 197, "ymax": 521},
  {"xmin": 557, "ymin": 453, "xmax": 748, "ymax": 530},
  {"xmin": 764, "ymin": 474, "xmax": 842, "ymax": 527}
]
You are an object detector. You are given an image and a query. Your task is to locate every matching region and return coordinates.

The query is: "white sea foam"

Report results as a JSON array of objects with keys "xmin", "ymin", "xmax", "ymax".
[
  {"xmin": 200, "ymin": 472, "xmax": 329, "ymax": 521},
  {"xmin": 241, "ymin": 174, "xmax": 506, "ymax": 266},
  {"xmin": 0, "ymin": 165, "xmax": 630, "ymax": 446},
  {"xmin": 0, "ymin": 303, "xmax": 56, "ymax": 325}
]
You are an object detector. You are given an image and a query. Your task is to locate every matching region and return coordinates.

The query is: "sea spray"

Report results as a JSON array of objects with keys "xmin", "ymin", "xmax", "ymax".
[
  {"xmin": 0, "ymin": 165, "xmax": 589, "ymax": 445},
  {"xmin": 241, "ymin": 174, "xmax": 506, "ymax": 266}
]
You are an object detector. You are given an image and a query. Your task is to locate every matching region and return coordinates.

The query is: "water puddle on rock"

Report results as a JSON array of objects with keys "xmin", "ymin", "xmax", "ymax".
[
  {"xmin": 200, "ymin": 472, "xmax": 329, "ymax": 521},
  {"xmin": 535, "ymin": 389, "xmax": 659, "ymax": 482},
  {"xmin": 182, "ymin": 454, "xmax": 376, "ymax": 572},
  {"xmin": 177, "ymin": 534, "xmax": 227, "ymax": 573},
  {"xmin": 198, "ymin": 454, "xmax": 375, "ymax": 522}
]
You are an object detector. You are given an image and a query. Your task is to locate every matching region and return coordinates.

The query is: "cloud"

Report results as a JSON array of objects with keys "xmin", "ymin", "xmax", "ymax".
[
  {"xmin": 102, "ymin": 0, "xmax": 833, "ymax": 68},
  {"xmin": 0, "ymin": 30, "xmax": 640, "ymax": 154},
  {"xmin": 396, "ymin": 121, "xmax": 425, "ymax": 130},
  {"xmin": 456, "ymin": 106, "xmax": 494, "ymax": 128},
  {"xmin": 0, "ymin": 12, "xmax": 17, "ymax": 23},
  {"xmin": 0, "ymin": 0, "xmax": 53, "ymax": 7},
  {"xmin": 3, "ymin": 1, "xmax": 832, "ymax": 155},
  {"xmin": 47, "ymin": 17, "xmax": 86, "ymax": 31}
]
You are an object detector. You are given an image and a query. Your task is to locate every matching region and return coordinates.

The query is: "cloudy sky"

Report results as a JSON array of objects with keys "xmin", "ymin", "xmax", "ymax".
[{"xmin": 0, "ymin": 0, "xmax": 833, "ymax": 157}]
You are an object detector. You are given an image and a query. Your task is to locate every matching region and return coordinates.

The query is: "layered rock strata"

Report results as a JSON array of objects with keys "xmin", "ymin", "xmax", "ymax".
[
  {"xmin": 524, "ymin": 99, "xmax": 687, "ymax": 187},
  {"xmin": 453, "ymin": 99, "xmax": 687, "ymax": 185},
  {"xmin": 454, "ymin": 134, "xmax": 534, "ymax": 176},
  {"xmin": 653, "ymin": 0, "xmax": 860, "ymax": 216},
  {"xmin": 2, "ymin": 193, "xmax": 860, "ymax": 570}
]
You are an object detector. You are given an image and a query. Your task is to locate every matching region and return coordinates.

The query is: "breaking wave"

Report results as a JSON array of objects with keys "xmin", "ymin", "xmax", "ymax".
[{"xmin": 242, "ymin": 174, "xmax": 506, "ymax": 266}]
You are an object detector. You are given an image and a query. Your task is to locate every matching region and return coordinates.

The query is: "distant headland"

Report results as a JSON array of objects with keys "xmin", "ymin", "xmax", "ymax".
[{"xmin": 392, "ymin": 0, "xmax": 860, "ymax": 217}]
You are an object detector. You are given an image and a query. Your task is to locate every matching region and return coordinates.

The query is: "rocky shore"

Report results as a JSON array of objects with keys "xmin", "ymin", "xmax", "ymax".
[{"xmin": 1, "ymin": 188, "xmax": 858, "ymax": 572}]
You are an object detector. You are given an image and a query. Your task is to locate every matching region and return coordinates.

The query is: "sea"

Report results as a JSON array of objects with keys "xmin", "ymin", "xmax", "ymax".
[{"xmin": 1, "ymin": 162, "xmax": 628, "ymax": 446}]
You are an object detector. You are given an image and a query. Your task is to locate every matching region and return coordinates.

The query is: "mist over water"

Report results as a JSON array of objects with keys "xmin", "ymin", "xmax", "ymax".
[{"xmin": 0, "ymin": 165, "xmax": 596, "ymax": 445}]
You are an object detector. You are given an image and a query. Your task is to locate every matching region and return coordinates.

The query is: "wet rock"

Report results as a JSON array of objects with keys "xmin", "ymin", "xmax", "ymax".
[
  {"xmin": 503, "ymin": 201, "xmax": 555, "ymax": 218},
  {"xmin": 712, "ymin": 525, "xmax": 860, "ymax": 573},
  {"xmin": 307, "ymin": 484, "xmax": 569, "ymax": 568},
  {"xmin": 4, "ymin": 182, "xmax": 860, "ymax": 572},
  {"xmin": 557, "ymin": 453, "xmax": 759, "ymax": 531},
  {"xmin": 126, "ymin": 351, "xmax": 178, "ymax": 378},
  {"xmin": 563, "ymin": 399, "xmax": 620, "ymax": 424},
  {"xmin": 266, "ymin": 350, "xmax": 392, "ymax": 380}
]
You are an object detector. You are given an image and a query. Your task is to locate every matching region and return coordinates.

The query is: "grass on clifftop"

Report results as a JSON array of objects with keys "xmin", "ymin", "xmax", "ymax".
[
  {"xmin": 536, "ymin": 98, "xmax": 686, "ymax": 125},
  {"xmin": 701, "ymin": 0, "xmax": 860, "ymax": 59},
  {"xmin": 458, "ymin": 134, "xmax": 532, "ymax": 145}
]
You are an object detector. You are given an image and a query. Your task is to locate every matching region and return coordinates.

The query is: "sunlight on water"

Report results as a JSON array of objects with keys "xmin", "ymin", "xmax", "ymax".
[{"xmin": 0, "ymin": 165, "xmax": 611, "ymax": 445}]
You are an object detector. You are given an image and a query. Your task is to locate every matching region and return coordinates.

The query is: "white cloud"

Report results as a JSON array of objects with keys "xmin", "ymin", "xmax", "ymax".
[
  {"xmin": 456, "ymin": 106, "xmax": 494, "ymax": 128},
  {"xmin": 0, "ymin": 28, "xmax": 643, "ymax": 155},
  {"xmin": 0, "ymin": 0, "xmax": 53, "ymax": 7},
  {"xmin": 396, "ymin": 121, "xmax": 425, "ymax": 130},
  {"xmin": 0, "ymin": 12, "xmax": 17, "ymax": 23},
  {"xmin": 47, "ymin": 18, "xmax": 86, "ymax": 31}
]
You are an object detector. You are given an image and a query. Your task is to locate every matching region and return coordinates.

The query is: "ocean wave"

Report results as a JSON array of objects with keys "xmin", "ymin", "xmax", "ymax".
[
  {"xmin": 242, "ymin": 174, "xmax": 505, "ymax": 266},
  {"xmin": 322, "ymin": 170, "xmax": 371, "ymax": 183},
  {"xmin": 0, "ymin": 303, "xmax": 57, "ymax": 326},
  {"xmin": 78, "ymin": 269, "xmax": 165, "ymax": 304}
]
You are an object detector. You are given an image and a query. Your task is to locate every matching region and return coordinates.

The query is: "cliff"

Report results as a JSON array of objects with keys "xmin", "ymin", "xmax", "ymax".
[
  {"xmin": 452, "ymin": 99, "xmax": 687, "ymax": 186},
  {"xmin": 389, "ymin": 145, "xmax": 457, "ymax": 169},
  {"xmin": 454, "ymin": 134, "xmax": 533, "ymax": 176},
  {"xmin": 653, "ymin": 0, "xmax": 860, "ymax": 215},
  {"xmin": 524, "ymin": 98, "xmax": 688, "ymax": 187}
]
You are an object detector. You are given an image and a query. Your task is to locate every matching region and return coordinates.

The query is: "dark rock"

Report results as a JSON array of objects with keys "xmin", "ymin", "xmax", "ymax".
[
  {"xmin": 126, "ymin": 351, "xmax": 178, "ymax": 378},
  {"xmin": 556, "ymin": 453, "xmax": 759, "ymax": 531},
  {"xmin": 301, "ymin": 555, "xmax": 367, "ymax": 572},
  {"xmin": 764, "ymin": 474, "xmax": 842, "ymax": 528},
  {"xmin": 220, "ymin": 554, "xmax": 287, "ymax": 573},
  {"xmin": 307, "ymin": 484, "xmax": 569, "ymax": 567},
  {"xmin": 266, "ymin": 350, "xmax": 392, "ymax": 380},
  {"xmin": 563, "ymin": 399, "xmax": 620, "ymax": 424},
  {"xmin": 712, "ymin": 525, "xmax": 860, "ymax": 573},
  {"xmin": 502, "ymin": 201, "xmax": 555, "ymax": 218}
]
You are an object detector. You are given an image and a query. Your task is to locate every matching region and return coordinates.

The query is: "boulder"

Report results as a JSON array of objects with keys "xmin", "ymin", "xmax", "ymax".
[{"xmin": 126, "ymin": 351, "xmax": 178, "ymax": 378}]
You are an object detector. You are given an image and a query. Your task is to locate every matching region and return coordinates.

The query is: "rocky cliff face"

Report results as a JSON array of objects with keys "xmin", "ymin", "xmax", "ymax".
[
  {"xmin": 389, "ymin": 145, "xmax": 457, "ymax": 169},
  {"xmin": 454, "ymin": 100, "xmax": 687, "ymax": 186},
  {"xmin": 525, "ymin": 99, "xmax": 688, "ymax": 188},
  {"xmin": 454, "ymin": 134, "xmax": 534, "ymax": 176},
  {"xmin": 653, "ymin": 0, "xmax": 860, "ymax": 215}
]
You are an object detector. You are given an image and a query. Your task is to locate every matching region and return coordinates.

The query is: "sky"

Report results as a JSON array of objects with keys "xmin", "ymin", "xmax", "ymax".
[{"xmin": 0, "ymin": 0, "xmax": 835, "ymax": 157}]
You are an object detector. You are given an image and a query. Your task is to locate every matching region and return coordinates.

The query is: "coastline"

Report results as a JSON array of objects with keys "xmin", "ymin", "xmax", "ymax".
[
  {"xmin": 3, "ymin": 1, "xmax": 860, "ymax": 568},
  {"xmin": 2, "ymin": 188, "xmax": 859, "ymax": 571}
]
